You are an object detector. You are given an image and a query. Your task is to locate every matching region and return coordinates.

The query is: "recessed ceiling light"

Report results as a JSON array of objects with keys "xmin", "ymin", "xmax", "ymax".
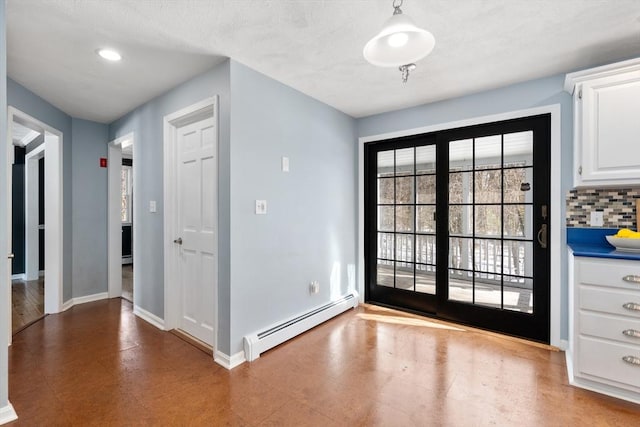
[{"xmin": 97, "ymin": 48, "xmax": 122, "ymax": 61}]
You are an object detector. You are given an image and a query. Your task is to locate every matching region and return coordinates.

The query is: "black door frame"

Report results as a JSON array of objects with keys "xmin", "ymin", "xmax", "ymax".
[{"xmin": 364, "ymin": 114, "xmax": 551, "ymax": 343}]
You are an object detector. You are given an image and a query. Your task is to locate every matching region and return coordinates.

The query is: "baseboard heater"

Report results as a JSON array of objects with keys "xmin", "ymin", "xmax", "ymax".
[{"xmin": 243, "ymin": 291, "xmax": 359, "ymax": 362}]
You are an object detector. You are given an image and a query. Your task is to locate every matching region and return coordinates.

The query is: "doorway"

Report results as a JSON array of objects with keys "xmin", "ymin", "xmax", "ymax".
[
  {"xmin": 365, "ymin": 114, "xmax": 551, "ymax": 342},
  {"xmin": 6, "ymin": 107, "xmax": 64, "ymax": 341},
  {"xmin": 107, "ymin": 133, "xmax": 136, "ymax": 304},
  {"xmin": 163, "ymin": 97, "xmax": 218, "ymax": 349}
]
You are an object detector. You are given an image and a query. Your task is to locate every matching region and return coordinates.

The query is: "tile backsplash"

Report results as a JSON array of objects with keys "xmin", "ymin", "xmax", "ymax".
[{"xmin": 566, "ymin": 188, "xmax": 638, "ymax": 228}]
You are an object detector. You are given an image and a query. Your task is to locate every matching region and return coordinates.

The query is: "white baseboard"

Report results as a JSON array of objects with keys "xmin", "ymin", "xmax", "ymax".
[
  {"xmin": 214, "ymin": 350, "xmax": 246, "ymax": 370},
  {"xmin": 62, "ymin": 299, "xmax": 74, "ymax": 311},
  {"xmin": 559, "ymin": 339, "xmax": 569, "ymax": 351},
  {"xmin": 0, "ymin": 402, "xmax": 18, "ymax": 425},
  {"xmin": 133, "ymin": 305, "xmax": 165, "ymax": 330},
  {"xmin": 61, "ymin": 292, "xmax": 109, "ymax": 311},
  {"xmin": 11, "ymin": 273, "xmax": 25, "ymax": 280}
]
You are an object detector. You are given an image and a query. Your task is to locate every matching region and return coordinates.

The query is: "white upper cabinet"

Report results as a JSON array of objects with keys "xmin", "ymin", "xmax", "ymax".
[{"xmin": 565, "ymin": 58, "xmax": 640, "ymax": 188}]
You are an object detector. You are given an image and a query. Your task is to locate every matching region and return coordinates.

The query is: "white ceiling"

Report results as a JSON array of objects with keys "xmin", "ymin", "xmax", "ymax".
[{"xmin": 7, "ymin": 0, "xmax": 640, "ymax": 124}]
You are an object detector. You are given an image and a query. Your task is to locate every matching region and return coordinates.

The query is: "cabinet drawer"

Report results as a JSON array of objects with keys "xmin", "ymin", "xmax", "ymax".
[
  {"xmin": 577, "ymin": 258, "xmax": 640, "ymax": 291},
  {"xmin": 580, "ymin": 286, "xmax": 640, "ymax": 318},
  {"xmin": 578, "ymin": 337, "xmax": 640, "ymax": 389},
  {"xmin": 579, "ymin": 311, "xmax": 640, "ymax": 344}
]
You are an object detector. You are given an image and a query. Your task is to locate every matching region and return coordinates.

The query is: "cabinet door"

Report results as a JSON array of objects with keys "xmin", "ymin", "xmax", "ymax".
[{"xmin": 579, "ymin": 70, "xmax": 640, "ymax": 186}]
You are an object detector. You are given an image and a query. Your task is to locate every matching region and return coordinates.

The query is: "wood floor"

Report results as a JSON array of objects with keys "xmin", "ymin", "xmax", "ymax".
[
  {"xmin": 7, "ymin": 299, "xmax": 640, "ymax": 426},
  {"xmin": 11, "ymin": 277, "xmax": 44, "ymax": 333},
  {"xmin": 122, "ymin": 264, "xmax": 133, "ymax": 302}
]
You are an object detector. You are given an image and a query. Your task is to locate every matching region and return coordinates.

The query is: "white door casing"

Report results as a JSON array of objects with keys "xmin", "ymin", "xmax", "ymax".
[
  {"xmin": 164, "ymin": 97, "xmax": 218, "ymax": 349},
  {"xmin": 6, "ymin": 107, "xmax": 64, "ymax": 345}
]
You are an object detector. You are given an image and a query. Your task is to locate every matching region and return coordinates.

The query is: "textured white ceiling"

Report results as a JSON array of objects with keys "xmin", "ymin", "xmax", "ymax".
[{"xmin": 7, "ymin": 0, "xmax": 640, "ymax": 123}]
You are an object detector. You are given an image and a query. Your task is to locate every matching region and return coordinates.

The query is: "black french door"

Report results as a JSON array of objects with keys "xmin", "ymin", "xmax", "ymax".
[{"xmin": 364, "ymin": 114, "xmax": 551, "ymax": 343}]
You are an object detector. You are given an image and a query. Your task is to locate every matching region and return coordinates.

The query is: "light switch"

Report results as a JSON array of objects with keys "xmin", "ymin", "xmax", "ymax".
[
  {"xmin": 149, "ymin": 200, "xmax": 157, "ymax": 213},
  {"xmin": 255, "ymin": 200, "xmax": 267, "ymax": 215},
  {"xmin": 282, "ymin": 156, "xmax": 289, "ymax": 172}
]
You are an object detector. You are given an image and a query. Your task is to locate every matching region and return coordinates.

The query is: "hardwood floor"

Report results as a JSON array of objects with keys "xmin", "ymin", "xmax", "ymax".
[
  {"xmin": 11, "ymin": 277, "xmax": 44, "ymax": 334},
  {"xmin": 7, "ymin": 299, "xmax": 640, "ymax": 426},
  {"xmin": 122, "ymin": 264, "xmax": 133, "ymax": 302}
]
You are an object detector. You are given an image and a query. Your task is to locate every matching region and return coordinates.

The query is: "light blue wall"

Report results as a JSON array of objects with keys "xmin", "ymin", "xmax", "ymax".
[
  {"xmin": 357, "ymin": 74, "xmax": 573, "ymax": 340},
  {"xmin": 7, "ymin": 78, "xmax": 74, "ymax": 302},
  {"xmin": 109, "ymin": 61, "xmax": 231, "ymax": 349},
  {"xmin": 0, "ymin": 0, "xmax": 9, "ymax": 411},
  {"xmin": 71, "ymin": 118, "xmax": 109, "ymax": 297},
  {"xmin": 228, "ymin": 61, "xmax": 358, "ymax": 354}
]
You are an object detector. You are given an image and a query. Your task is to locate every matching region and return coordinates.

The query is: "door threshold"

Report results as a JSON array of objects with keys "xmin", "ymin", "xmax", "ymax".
[
  {"xmin": 361, "ymin": 303, "xmax": 560, "ymax": 352},
  {"xmin": 170, "ymin": 329, "xmax": 213, "ymax": 356}
]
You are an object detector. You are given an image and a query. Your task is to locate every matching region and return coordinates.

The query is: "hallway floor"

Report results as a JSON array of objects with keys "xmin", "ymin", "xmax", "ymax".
[
  {"xmin": 11, "ymin": 277, "xmax": 44, "ymax": 333},
  {"xmin": 7, "ymin": 299, "xmax": 640, "ymax": 426}
]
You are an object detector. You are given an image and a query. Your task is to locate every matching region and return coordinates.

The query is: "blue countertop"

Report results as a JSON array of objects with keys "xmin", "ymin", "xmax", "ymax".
[{"xmin": 567, "ymin": 228, "xmax": 640, "ymax": 261}]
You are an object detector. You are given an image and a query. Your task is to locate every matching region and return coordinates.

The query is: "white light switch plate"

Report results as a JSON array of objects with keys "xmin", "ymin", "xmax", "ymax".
[
  {"xmin": 255, "ymin": 200, "xmax": 267, "ymax": 215},
  {"xmin": 149, "ymin": 200, "xmax": 157, "ymax": 213},
  {"xmin": 282, "ymin": 156, "xmax": 289, "ymax": 172}
]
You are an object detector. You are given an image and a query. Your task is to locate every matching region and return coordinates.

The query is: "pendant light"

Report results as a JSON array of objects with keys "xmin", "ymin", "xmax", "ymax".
[{"xmin": 363, "ymin": 0, "xmax": 435, "ymax": 83}]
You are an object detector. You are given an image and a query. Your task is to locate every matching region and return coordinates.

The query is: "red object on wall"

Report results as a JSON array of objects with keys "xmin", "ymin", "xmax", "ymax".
[{"xmin": 100, "ymin": 158, "xmax": 108, "ymax": 168}]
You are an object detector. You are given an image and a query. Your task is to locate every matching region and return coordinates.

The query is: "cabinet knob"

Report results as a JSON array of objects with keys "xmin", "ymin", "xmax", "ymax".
[
  {"xmin": 622, "ymin": 302, "xmax": 640, "ymax": 312},
  {"xmin": 622, "ymin": 329, "xmax": 640, "ymax": 338},
  {"xmin": 622, "ymin": 355, "xmax": 640, "ymax": 366},
  {"xmin": 622, "ymin": 275, "xmax": 640, "ymax": 284}
]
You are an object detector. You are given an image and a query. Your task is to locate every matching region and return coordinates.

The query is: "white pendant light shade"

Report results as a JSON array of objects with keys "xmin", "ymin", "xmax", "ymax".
[{"xmin": 363, "ymin": 13, "xmax": 435, "ymax": 67}]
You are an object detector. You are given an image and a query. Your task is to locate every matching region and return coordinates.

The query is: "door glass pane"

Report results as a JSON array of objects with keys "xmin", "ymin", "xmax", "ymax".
[
  {"xmin": 503, "ymin": 276, "xmax": 533, "ymax": 313},
  {"xmin": 395, "ymin": 206, "xmax": 414, "ymax": 232},
  {"xmin": 395, "ymin": 263, "xmax": 414, "ymax": 290},
  {"xmin": 474, "ymin": 135, "xmax": 501, "ymax": 168},
  {"xmin": 448, "ymin": 171, "xmax": 472, "ymax": 204},
  {"xmin": 377, "ymin": 151, "xmax": 394, "ymax": 177},
  {"xmin": 474, "ymin": 169, "xmax": 502, "ymax": 204},
  {"xmin": 416, "ymin": 175, "xmax": 436, "ymax": 204},
  {"xmin": 475, "ymin": 205, "xmax": 501, "ymax": 237},
  {"xmin": 416, "ymin": 145, "xmax": 436, "ymax": 174},
  {"xmin": 448, "ymin": 269, "xmax": 473, "ymax": 303},
  {"xmin": 395, "ymin": 148, "xmax": 414, "ymax": 176},
  {"xmin": 474, "ymin": 239, "xmax": 502, "ymax": 275},
  {"xmin": 377, "ymin": 178, "xmax": 394, "ymax": 204},
  {"xmin": 378, "ymin": 206, "xmax": 394, "ymax": 231},
  {"xmin": 449, "ymin": 139, "xmax": 473, "ymax": 171},
  {"xmin": 504, "ymin": 131, "xmax": 533, "ymax": 167},
  {"xmin": 377, "ymin": 233, "xmax": 395, "ymax": 260},
  {"xmin": 416, "ymin": 264, "xmax": 436, "ymax": 294},
  {"xmin": 474, "ymin": 272, "xmax": 501, "ymax": 309},
  {"xmin": 416, "ymin": 235, "xmax": 436, "ymax": 265},
  {"xmin": 502, "ymin": 241, "xmax": 533, "ymax": 278},
  {"xmin": 395, "ymin": 176, "xmax": 414, "ymax": 204},
  {"xmin": 504, "ymin": 205, "xmax": 531, "ymax": 238},
  {"xmin": 376, "ymin": 260, "xmax": 394, "ymax": 287},
  {"xmin": 449, "ymin": 237, "xmax": 472, "ymax": 271},
  {"xmin": 504, "ymin": 167, "xmax": 533, "ymax": 203},
  {"xmin": 395, "ymin": 234, "xmax": 413, "ymax": 263},
  {"xmin": 416, "ymin": 206, "xmax": 436, "ymax": 233}
]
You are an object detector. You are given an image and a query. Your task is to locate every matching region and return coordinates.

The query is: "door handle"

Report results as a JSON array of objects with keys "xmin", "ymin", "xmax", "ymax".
[
  {"xmin": 7, "ymin": 253, "xmax": 14, "ymax": 259},
  {"xmin": 173, "ymin": 237, "xmax": 183, "ymax": 245},
  {"xmin": 537, "ymin": 224, "xmax": 547, "ymax": 249}
]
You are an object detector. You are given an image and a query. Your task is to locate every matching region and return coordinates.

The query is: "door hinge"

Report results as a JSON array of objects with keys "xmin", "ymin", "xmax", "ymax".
[
  {"xmin": 578, "ymin": 166, "xmax": 582, "ymax": 175},
  {"xmin": 578, "ymin": 89, "xmax": 582, "ymax": 99}
]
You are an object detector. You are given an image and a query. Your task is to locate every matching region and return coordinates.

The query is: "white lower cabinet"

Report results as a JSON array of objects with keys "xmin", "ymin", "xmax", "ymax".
[{"xmin": 569, "ymin": 255, "xmax": 640, "ymax": 403}]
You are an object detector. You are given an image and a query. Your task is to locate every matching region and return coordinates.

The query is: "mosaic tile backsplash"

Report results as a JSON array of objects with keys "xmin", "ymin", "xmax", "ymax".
[{"xmin": 566, "ymin": 188, "xmax": 639, "ymax": 228}]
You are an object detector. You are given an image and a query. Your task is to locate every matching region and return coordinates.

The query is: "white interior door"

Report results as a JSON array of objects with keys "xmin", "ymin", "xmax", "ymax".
[{"xmin": 175, "ymin": 117, "xmax": 216, "ymax": 345}]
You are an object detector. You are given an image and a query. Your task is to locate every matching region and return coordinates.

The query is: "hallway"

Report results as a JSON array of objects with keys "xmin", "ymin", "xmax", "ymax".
[{"xmin": 7, "ymin": 299, "xmax": 640, "ymax": 425}]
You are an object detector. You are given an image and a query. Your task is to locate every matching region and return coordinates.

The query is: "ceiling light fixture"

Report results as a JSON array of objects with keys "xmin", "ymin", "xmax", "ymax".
[
  {"xmin": 97, "ymin": 48, "xmax": 122, "ymax": 62},
  {"xmin": 363, "ymin": 0, "xmax": 435, "ymax": 83}
]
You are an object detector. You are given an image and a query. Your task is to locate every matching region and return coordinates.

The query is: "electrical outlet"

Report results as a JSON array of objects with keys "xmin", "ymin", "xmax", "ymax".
[
  {"xmin": 309, "ymin": 281, "xmax": 319, "ymax": 294},
  {"xmin": 590, "ymin": 211, "xmax": 604, "ymax": 227}
]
